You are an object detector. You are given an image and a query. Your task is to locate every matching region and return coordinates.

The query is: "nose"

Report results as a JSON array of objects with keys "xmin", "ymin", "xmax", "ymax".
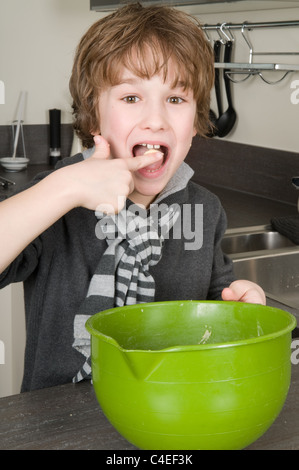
[{"xmin": 140, "ymin": 101, "xmax": 169, "ymax": 132}]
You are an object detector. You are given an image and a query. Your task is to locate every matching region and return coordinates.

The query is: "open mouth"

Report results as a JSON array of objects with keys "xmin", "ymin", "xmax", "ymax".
[{"xmin": 132, "ymin": 143, "xmax": 168, "ymax": 173}]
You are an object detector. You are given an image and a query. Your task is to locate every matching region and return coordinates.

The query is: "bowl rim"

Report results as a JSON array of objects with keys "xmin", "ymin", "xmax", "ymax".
[
  {"xmin": 0, "ymin": 157, "xmax": 29, "ymax": 166},
  {"xmin": 85, "ymin": 300, "xmax": 297, "ymax": 353},
  {"xmin": 0, "ymin": 157, "xmax": 30, "ymax": 161}
]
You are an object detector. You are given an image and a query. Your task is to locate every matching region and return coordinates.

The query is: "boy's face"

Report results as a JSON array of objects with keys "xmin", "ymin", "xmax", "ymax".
[{"xmin": 97, "ymin": 61, "xmax": 197, "ymax": 207}]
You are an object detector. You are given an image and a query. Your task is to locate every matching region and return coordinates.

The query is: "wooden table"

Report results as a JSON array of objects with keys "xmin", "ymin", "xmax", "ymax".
[{"xmin": 0, "ymin": 361, "xmax": 298, "ymax": 451}]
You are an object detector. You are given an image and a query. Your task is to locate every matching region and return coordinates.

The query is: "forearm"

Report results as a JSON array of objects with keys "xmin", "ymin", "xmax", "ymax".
[
  {"xmin": 0, "ymin": 136, "xmax": 162, "ymax": 274},
  {"xmin": 0, "ymin": 169, "xmax": 75, "ymax": 273}
]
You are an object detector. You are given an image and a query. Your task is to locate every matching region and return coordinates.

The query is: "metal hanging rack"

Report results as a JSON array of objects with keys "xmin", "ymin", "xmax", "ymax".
[{"xmin": 202, "ymin": 20, "xmax": 299, "ymax": 84}]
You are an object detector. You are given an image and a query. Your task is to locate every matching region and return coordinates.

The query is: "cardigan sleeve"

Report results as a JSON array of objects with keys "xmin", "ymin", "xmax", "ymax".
[{"xmin": 0, "ymin": 237, "xmax": 43, "ymax": 288}]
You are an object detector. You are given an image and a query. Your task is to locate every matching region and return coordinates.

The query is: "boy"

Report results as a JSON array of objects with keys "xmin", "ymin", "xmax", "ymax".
[{"xmin": 0, "ymin": 3, "xmax": 265, "ymax": 392}]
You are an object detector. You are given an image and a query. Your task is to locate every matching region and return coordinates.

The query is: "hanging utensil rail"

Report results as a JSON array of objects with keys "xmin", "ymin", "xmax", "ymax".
[
  {"xmin": 202, "ymin": 20, "xmax": 299, "ymax": 78},
  {"xmin": 203, "ymin": 20, "xmax": 299, "ymax": 31}
]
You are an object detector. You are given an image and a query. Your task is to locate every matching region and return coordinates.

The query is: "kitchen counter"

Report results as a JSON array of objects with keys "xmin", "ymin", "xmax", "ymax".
[
  {"xmin": 204, "ymin": 184, "xmax": 297, "ymax": 229},
  {"xmin": 0, "ymin": 357, "xmax": 298, "ymax": 450},
  {"xmin": 0, "ymin": 164, "xmax": 52, "ymax": 200}
]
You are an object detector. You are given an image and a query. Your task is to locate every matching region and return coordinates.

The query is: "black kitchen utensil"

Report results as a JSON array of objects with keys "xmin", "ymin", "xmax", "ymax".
[
  {"xmin": 208, "ymin": 40, "xmax": 223, "ymax": 137},
  {"xmin": 49, "ymin": 108, "xmax": 61, "ymax": 166},
  {"xmin": 215, "ymin": 41, "xmax": 237, "ymax": 138},
  {"xmin": 214, "ymin": 40, "xmax": 223, "ymax": 119}
]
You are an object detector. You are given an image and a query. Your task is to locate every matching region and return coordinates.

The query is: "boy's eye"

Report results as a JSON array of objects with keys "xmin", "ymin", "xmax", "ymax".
[
  {"xmin": 168, "ymin": 96, "xmax": 184, "ymax": 104},
  {"xmin": 123, "ymin": 95, "xmax": 139, "ymax": 103}
]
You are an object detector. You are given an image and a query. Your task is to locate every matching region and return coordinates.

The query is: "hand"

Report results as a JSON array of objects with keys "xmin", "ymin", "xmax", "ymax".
[
  {"xmin": 64, "ymin": 135, "xmax": 162, "ymax": 213},
  {"xmin": 221, "ymin": 280, "xmax": 266, "ymax": 305}
]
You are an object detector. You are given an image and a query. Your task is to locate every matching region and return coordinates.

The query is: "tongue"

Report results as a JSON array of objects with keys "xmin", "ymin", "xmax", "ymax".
[{"xmin": 134, "ymin": 145, "xmax": 149, "ymax": 157}]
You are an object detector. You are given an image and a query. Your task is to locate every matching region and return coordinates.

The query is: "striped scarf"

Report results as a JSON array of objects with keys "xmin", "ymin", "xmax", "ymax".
[
  {"xmin": 72, "ymin": 161, "xmax": 194, "ymax": 383},
  {"xmin": 72, "ymin": 201, "xmax": 180, "ymax": 382}
]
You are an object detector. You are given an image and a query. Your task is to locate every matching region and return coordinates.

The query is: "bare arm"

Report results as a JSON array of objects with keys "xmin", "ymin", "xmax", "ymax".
[
  {"xmin": 0, "ymin": 171, "xmax": 74, "ymax": 273},
  {"xmin": 0, "ymin": 136, "xmax": 161, "ymax": 273}
]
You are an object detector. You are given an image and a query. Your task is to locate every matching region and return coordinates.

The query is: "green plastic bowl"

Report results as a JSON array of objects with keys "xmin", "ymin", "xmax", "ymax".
[{"xmin": 86, "ymin": 301, "xmax": 296, "ymax": 450}]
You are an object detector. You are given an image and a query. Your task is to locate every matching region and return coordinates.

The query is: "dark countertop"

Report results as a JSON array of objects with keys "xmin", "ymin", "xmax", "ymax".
[
  {"xmin": 0, "ymin": 164, "xmax": 52, "ymax": 200},
  {"xmin": 203, "ymin": 183, "xmax": 297, "ymax": 229},
  {"xmin": 0, "ymin": 357, "xmax": 298, "ymax": 450}
]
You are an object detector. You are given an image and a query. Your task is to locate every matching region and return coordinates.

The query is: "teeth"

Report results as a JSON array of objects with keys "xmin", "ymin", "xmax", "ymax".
[
  {"xmin": 145, "ymin": 164, "xmax": 164, "ymax": 173},
  {"xmin": 140, "ymin": 143, "xmax": 161, "ymax": 149}
]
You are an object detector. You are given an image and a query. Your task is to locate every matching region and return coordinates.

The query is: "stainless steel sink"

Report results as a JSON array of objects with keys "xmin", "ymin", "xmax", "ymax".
[
  {"xmin": 232, "ymin": 250, "xmax": 299, "ymax": 309},
  {"xmin": 222, "ymin": 225, "xmax": 295, "ymax": 256},
  {"xmin": 222, "ymin": 226, "xmax": 299, "ymax": 309}
]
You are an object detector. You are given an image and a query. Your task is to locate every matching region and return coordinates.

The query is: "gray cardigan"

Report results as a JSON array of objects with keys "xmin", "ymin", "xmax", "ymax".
[{"xmin": 0, "ymin": 155, "xmax": 235, "ymax": 392}]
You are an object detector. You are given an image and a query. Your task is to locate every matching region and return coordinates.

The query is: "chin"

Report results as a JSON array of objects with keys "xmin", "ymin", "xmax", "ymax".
[{"xmin": 130, "ymin": 185, "xmax": 163, "ymax": 207}]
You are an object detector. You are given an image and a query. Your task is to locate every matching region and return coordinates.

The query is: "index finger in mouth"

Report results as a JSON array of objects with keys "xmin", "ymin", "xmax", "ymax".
[{"xmin": 126, "ymin": 151, "xmax": 164, "ymax": 171}]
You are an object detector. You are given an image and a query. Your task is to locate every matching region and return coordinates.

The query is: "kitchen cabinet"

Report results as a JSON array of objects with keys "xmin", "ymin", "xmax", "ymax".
[
  {"xmin": 90, "ymin": 0, "xmax": 299, "ymax": 13},
  {"xmin": 0, "ymin": 283, "xmax": 25, "ymax": 398},
  {"xmin": 90, "ymin": 0, "xmax": 249, "ymax": 9}
]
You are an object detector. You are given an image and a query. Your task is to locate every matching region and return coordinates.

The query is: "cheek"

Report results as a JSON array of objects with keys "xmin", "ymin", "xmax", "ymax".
[
  {"xmin": 101, "ymin": 106, "xmax": 132, "ymax": 138},
  {"xmin": 100, "ymin": 116, "xmax": 130, "ymax": 159},
  {"xmin": 181, "ymin": 114, "xmax": 197, "ymax": 141},
  {"xmin": 100, "ymin": 106, "xmax": 115, "ymax": 134}
]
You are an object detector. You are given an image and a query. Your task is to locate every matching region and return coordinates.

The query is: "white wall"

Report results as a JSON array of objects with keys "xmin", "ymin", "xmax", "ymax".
[
  {"xmin": 0, "ymin": 0, "xmax": 103, "ymax": 125},
  {"xmin": 198, "ymin": 5, "xmax": 299, "ymax": 153},
  {"xmin": 0, "ymin": 0, "xmax": 299, "ymax": 152}
]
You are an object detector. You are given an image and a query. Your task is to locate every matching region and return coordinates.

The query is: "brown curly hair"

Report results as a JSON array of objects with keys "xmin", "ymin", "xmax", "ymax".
[{"xmin": 69, "ymin": 2, "xmax": 214, "ymax": 148}]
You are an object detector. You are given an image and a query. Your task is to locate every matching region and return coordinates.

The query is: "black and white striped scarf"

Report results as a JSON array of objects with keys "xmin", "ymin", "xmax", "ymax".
[{"xmin": 72, "ymin": 161, "xmax": 194, "ymax": 383}]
